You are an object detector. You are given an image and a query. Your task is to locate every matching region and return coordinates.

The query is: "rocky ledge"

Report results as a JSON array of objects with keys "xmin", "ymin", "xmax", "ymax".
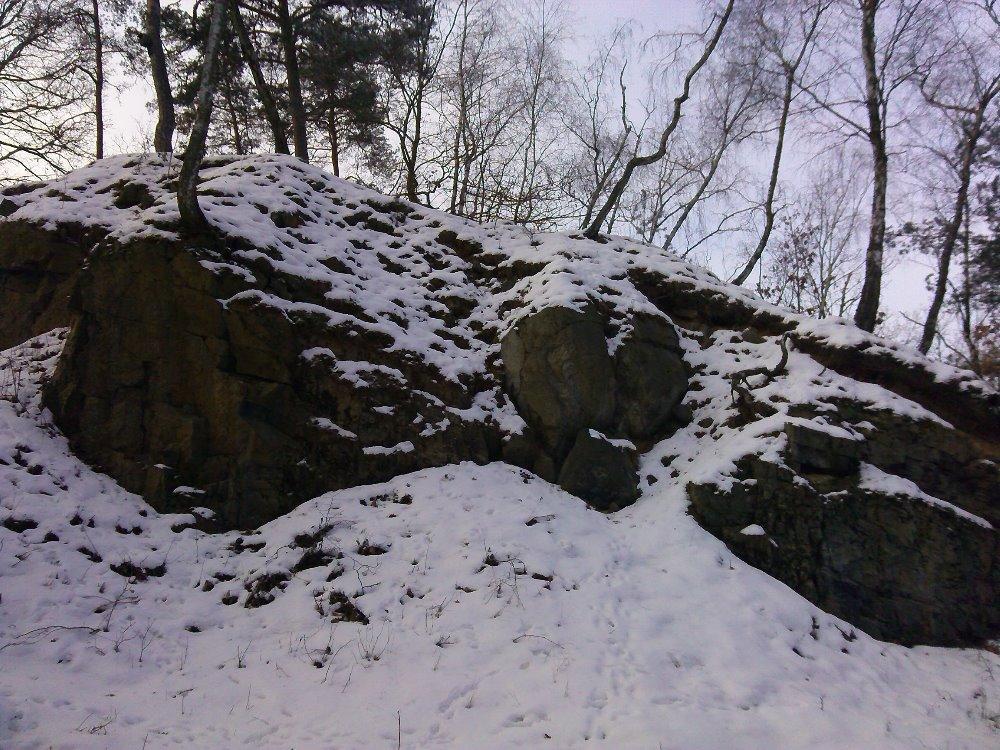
[{"xmin": 1, "ymin": 153, "xmax": 996, "ymax": 647}]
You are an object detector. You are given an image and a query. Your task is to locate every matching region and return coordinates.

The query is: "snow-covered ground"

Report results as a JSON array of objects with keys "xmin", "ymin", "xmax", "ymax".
[{"xmin": 2, "ymin": 336, "xmax": 998, "ymax": 749}]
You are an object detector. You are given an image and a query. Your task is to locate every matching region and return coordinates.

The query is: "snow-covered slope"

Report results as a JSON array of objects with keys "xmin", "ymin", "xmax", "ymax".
[
  {"xmin": 2, "ymin": 335, "xmax": 997, "ymax": 748},
  {"xmin": 3, "ymin": 153, "xmax": 993, "ymax": 395}
]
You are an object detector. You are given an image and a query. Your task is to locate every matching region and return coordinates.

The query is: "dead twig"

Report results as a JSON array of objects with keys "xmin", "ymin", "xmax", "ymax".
[
  {"xmin": 0, "ymin": 624, "xmax": 100, "ymax": 652},
  {"xmin": 728, "ymin": 333, "xmax": 792, "ymax": 414}
]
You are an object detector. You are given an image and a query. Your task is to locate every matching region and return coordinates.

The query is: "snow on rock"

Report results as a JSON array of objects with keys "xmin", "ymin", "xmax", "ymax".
[
  {"xmin": 3, "ymin": 153, "xmax": 995, "ymax": 399},
  {"xmin": 1, "ymin": 154, "xmax": 999, "ymax": 733},
  {"xmin": 859, "ymin": 463, "xmax": 993, "ymax": 529},
  {"xmin": 0, "ymin": 333, "xmax": 998, "ymax": 749}
]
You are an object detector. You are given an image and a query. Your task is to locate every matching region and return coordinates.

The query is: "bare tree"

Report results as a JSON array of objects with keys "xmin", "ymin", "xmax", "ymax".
[
  {"xmin": 507, "ymin": 0, "xmax": 569, "ymax": 226},
  {"xmin": 914, "ymin": 1, "xmax": 1000, "ymax": 353},
  {"xmin": 853, "ymin": 0, "xmax": 891, "ymax": 331},
  {"xmin": 433, "ymin": 0, "xmax": 530, "ymax": 220},
  {"xmin": 731, "ymin": 0, "xmax": 829, "ymax": 284},
  {"xmin": 0, "ymin": 0, "xmax": 91, "ymax": 179},
  {"xmin": 178, "ymin": 0, "xmax": 228, "ymax": 236},
  {"xmin": 796, "ymin": 0, "xmax": 933, "ymax": 331},
  {"xmin": 757, "ymin": 153, "xmax": 867, "ymax": 318},
  {"xmin": 138, "ymin": 0, "xmax": 175, "ymax": 153},
  {"xmin": 657, "ymin": 57, "xmax": 767, "ymax": 251},
  {"xmin": 582, "ymin": 0, "xmax": 735, "ymax": 240},
  {"xmin": 561, "ymin": 24, "xmax": 644, "ymax": 231},
  {"xmin": 382, "ymin": 0, "xmax": 453, "ymax": 202}
]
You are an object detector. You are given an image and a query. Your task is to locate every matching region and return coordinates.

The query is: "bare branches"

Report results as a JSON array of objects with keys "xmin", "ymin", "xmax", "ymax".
[
  {"xmin": 0, "ymin": 0, "xmax": 92, "ymax": 180},
  {"xmin": 732, "ymin": 0, "xmax": 830, "ymax": 285},
  {"xmin": 904, "ymin": 0, "xmax": 1000, "ymax": 353},
  {"xmin": 755, "ymin": 153, "xmax": 867, "ymax": 318},
  {"xmin": 582, "ymin": 0, "xmax": 735, "ymax": 240},
  {"xmin": 728, "ymin": 333, "xmax": 792, "ymax": 416},
  {"xmin": 0, "ymin": 624, "xmax": 100, "ymax": 652}
]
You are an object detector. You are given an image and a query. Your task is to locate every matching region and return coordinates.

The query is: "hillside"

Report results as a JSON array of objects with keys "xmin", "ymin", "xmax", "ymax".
[{"xmin": 0, "ymin": 153, "xmax": 998, "ymax": 748}]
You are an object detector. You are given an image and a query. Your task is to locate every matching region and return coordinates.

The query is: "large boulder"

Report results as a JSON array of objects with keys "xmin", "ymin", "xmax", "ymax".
[
  {"xmin": 500, "ymin": 306, "xmax": 688, "ymax": 506},
  {"xmin": 499, "ymin": 306, "xmax": 616, "ymax": 461},
  {"xmin": 557, "ymin": 429, "xmax": 640, "ymax": 511},
  {"xmin": 612, "ymin": 313, "xmax": 688, "ymax": 439}
]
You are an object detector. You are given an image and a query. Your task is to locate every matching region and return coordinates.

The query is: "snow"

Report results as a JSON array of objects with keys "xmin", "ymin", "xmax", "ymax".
[
  {"xmin": 859, "ymin": 463, "xmax": 993, "ymax": 529},
  {"xmin": 311, "ymin": 418, "xmax": 357, "ymax": 440},
  {"xmin": 587, "ymin": 430, "xmax": 637, "ymax": 451},
  {"xmin": 1, "ymin": 336, "xmax": 997, "ymax": 750},
  {"xmin": 4, "ymin": 153, "xmax": 993, "ymax": 404},
  {"xmin": 362, "ymin": 441, "xmax": 416, "ymax": 456},
  {"xmin": 740, "ymin": 524, "xmax": 767, "ymax": 536}
]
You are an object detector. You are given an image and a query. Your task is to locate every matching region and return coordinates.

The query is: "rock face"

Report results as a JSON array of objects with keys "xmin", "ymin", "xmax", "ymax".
[
  {"xmin": 44, "ymin": 235, "xmax": 499, "ymax": 528},
  {"xmin": 0, "ymin": 220, "xmax": 88, "ymax": 349},
  {"xmin": 500, "ymin": 306, "xmax": 617, "ymax": 462},
  {"xmin": 688, "ymin": 433, "xmax": 999, "ymax": 646},
  {"xmin": 500, "ymin": 306, "xmax": 688, "ymax": 505},
  {"xmin": 2, "ymin": 154, "xmax": 998, "ymax": 648},
  {"xmin": 557, "ymin": 430, "xmax": 640, "ymax": 511}
]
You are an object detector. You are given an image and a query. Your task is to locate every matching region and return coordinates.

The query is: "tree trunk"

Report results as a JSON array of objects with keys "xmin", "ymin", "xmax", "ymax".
[
  {"xmin": 583, "ymin": 0, "xmax": 734, "ymax": 240},
  {"xmin": 918, "ymin": 109, "xmax": 986, "ymax": 354},
  {"xmin": 732, "ymin": 0, "xmax": 824, "ymax": 285},
  {"xmin": 731, "ymin": 69, "xmax": 790, "ymax": 285},
  {"xmin": 222, "ymin": 81, "xmax": 245, "ymax": 154},
  {"xmin": 144, "ymin": 0, "xmax": 175, "ymax": 153},
  {"xmin": 853, "ymin": 0, "xmax": 887, "ymax": 333},
  {"xmin": 178, "ymin": 0, "xmax": 228, "ymax": 237},
  {"xmin": 277, "ymin": 0, "xmax": 308, "ymax": 161},
  {"xmin": 92, "ymin": 0, "xmax": 104, "ymax": 159},
  {"xmin": 231, "ymin": 2, "xmax": 289, "ymax": 154},
  {"xmin": 958, "ymin": 207, "xmax": 980, "ymax": 374},
  {"xmin": 661, "ymin": 142, "xmax": 725, "ymax": 250},
  {"xmin": 405, "ymin": 85, "xmax": 423, "ymax": 201},
  {"xmin": 328, "ymin": 109, "xmax": 340, "ymax": 176}
]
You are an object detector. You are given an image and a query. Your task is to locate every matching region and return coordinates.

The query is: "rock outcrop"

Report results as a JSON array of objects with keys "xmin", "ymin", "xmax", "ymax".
[
  {"xmin": 2, "ymin": 153, "xmax": 997, "ymax": 647},
  {"xmin": 688, "ymin": 427, "xmax": 999, "ymax": 646},
  {"xmin": 500, "ymin": 306, "xmax": 688, "ymax": 507},
  {"xmin": 44, "ymin": 235, "xmax": 497, "ymax": 527},
  {"xmin": 0, "ymin": 220, "xmax": 89, "ymax": 350}
]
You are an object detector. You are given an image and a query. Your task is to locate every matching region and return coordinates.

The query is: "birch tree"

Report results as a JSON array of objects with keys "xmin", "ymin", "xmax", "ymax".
[
  {"xmin": 581, "ymin": 0, "xmax": 735, "ymax": 240},
  {"xmin": 796, "ymin": 0, "xmax": 933, "ymax": 331},
  {"xmin": 731, "ymin": 0, "xmax": 830, "ymax": 284},
  {"xmin": 178, "ymin": 0, "xmax": 228, "ymax": 236},
  {"xmin": 913, "ymin": 0, "xmax": 1000, "ymax": 353}
]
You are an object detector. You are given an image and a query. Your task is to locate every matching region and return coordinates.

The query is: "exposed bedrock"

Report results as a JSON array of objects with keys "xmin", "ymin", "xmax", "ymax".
[
  {"xmin": 499, "ymin": 305, "xmax": 689, "ymax": 509},
  {"xmin": 3, "ymin": 156, "xmax": 997, "ymax": 649},
  {"xmin": 43, "ymin": 236, "xmax": 498, "ymax": 528},
  {"xmin": 688, "ymin": 419, "xmax": 1000, "ymax": 646},
  {"xmin": 0, "ymin": 220, "xmax": 91, "ymax": 349}
]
